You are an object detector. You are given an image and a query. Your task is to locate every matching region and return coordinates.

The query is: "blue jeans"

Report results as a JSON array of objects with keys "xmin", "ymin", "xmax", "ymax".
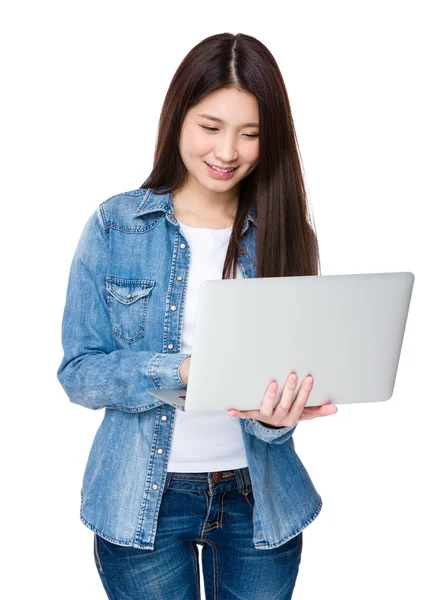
[{"xmin": 93, "ymin": 467, "xmax": 303, "ymax": 599}]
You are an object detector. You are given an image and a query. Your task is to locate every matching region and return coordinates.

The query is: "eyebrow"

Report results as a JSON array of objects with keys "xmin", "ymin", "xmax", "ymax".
[{"xmin": 196, "ymin": 113, "xmax": 259, "ymax": 127}]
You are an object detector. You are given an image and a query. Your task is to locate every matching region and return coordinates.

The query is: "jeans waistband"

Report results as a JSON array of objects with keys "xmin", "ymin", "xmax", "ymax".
[{"xmin": 164, "ymin": 466, "xmax": 252, "ymax": 494}]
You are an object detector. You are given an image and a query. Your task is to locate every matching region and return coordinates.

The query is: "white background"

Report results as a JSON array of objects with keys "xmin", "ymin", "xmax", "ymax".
[{"xmin": 2, "ymin": 1, "xmax": 441, "ymax": 598}]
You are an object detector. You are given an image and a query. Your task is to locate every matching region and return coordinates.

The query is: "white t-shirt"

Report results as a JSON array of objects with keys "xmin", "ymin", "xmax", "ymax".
[{"xmin": 166, "ymin": 219, "xmax": 249, "ymax": 472}]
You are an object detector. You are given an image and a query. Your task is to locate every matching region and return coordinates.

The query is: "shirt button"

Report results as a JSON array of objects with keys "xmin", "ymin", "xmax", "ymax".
[
  {"xmin": 180, "ymin": 243, "xmax": 186, "ymax": 249},
  {"xmin": 161, "ymin": 415, "xmax": 168, "ymax": 421},
  {"xmin": 171, "ymin": 305, "xmax": 177, "ymax": 311},
  {"xmin": 240, "ymin": 248, "xmax": 245, "ymax": 255},
  {"xmin": 127, "ymin": 293, "xmax": 133, "ymax": 299},
  {"xmin": 152, "ymin": 484, "xmax": 158, "ymax": 490},
  {"xmin": 167, "ymin": 343, "xmax": 174, "ymax": 349},
  {"xmin": 177, "ymin": 275, "xmax": 183, "ymax": 281},
  {"xmin": 157, "ymin": 448, "xmax": 164, "ymax": 454}
]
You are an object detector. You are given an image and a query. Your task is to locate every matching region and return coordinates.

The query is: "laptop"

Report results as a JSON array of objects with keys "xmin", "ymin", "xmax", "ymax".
[{"xmin": 148, "ymin": 271, "xmax": 415, "ymax": 412}]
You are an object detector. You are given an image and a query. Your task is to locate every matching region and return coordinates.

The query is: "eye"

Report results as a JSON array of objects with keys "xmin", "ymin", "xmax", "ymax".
[{"xmin": 200, "ymin": 125, "xmax": 259, "ymax": 139}]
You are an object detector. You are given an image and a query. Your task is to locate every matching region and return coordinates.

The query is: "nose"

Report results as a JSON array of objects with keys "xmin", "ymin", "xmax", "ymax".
[{"xmin": 214, "ymin": 134, "xmax": 238, "ymax": 163}]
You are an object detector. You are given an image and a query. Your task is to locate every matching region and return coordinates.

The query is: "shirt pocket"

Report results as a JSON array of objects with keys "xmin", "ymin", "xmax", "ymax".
[{"xmin": 106, "ymin": 276, "xmax": 156, "ymax": 343}]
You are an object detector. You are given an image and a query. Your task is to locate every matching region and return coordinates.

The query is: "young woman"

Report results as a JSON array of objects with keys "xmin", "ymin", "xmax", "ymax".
[{"xmin": 57, "ymin": 32, "xmax": 337, "ymax": 599}]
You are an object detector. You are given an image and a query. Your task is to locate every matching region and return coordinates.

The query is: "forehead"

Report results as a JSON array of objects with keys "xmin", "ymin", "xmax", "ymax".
[{"xmin": 191, "ymin": 88, "xmax": 259, "ymax": 124}]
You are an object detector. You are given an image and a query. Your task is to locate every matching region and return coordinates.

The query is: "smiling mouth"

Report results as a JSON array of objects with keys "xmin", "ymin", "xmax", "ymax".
[{"xmin": 205, "ymin": 162, "xmax": 239, "ymax": 172}]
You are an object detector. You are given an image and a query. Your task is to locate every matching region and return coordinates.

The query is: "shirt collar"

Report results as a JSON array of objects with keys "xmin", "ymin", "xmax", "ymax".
[{"xmin": 133, "ymin": 189, "xmax": 257, "ymax": 228}]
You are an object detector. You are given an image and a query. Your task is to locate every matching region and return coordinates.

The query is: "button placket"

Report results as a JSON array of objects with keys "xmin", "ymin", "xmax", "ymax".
[
  {"xmin": 166, "ymin": 235, "xmax": 187, "ymax": 350},
  {"xmin": 151, "ymin": 411, "xmax": 170, "ymax": 494}
]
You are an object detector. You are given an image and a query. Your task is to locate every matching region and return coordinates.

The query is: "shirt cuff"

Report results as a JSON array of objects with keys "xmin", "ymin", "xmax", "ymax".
[
  {"xmin": 147, "ymin": 352, "xmax": 191, "ymax": 390},
  {"xmin": 245, "ymin": 418, "xmax": 298, "ymax": 444}
]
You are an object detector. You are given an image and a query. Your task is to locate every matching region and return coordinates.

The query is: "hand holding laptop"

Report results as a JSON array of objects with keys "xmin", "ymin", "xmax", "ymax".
[
  {"xmin": 180, "ymin": 356, "xmax": 338, "ymax": 427},
  {"xmin": 227, "ymin": 371, "xmax": 338, "ymax": 427}
]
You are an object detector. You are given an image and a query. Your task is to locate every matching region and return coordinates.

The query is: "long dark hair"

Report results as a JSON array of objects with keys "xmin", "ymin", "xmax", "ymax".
[{"xmin": 140, "ymin": 32, "xmax": 320, "ymax": 279}]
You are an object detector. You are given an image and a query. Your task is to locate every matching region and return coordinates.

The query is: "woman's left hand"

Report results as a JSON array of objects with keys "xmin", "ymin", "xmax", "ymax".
[{"xmin": 227, "ymin": 372, "xmax": 338, "ymax": 427}]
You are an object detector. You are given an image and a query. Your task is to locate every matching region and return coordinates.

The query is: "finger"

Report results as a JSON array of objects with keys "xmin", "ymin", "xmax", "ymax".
[
  {"xmin": 227, "ymin": 408, "xmax": 262, "ymax": 419},
  {"xmin": 259, "ymin": 379, "xmax": 279, "ymax": 419},
  {"xmin": 287, "ymin": 376, "xmax": 314, "ymax": 422},
  {"xmin": 298, "ymin": 404, "xmax": 338, "ymax": 420},
  {"xmin": 229, "ymin": 380, "xmax": 279, "ymax": 420},
  {"xmin": 272, "ymin": 372, "xmax": 298, "ymax": 420},
  {"xmin": 318, "ymin": 404, "xmax": 338, "ymax": 416}
]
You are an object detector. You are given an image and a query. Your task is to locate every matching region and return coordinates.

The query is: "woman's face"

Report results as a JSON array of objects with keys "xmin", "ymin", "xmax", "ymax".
[{"xmin": 178, "ymin": 87, "xmax": 260, "ymax": 193}]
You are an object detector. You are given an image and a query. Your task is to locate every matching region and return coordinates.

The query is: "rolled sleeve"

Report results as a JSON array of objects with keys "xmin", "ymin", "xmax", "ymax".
[
  {"xmin": 245, "ymin": 418, "xmax": 298, "ymax": 444},
  {"xmin": 148, "ymin": 352, "xmax": 190, "ymax": 389}
]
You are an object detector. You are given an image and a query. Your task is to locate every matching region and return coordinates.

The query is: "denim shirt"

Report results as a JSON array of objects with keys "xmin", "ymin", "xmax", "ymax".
[{"xmin": 56, "ymin": 188, "xmax": 323, "ymax": 550}]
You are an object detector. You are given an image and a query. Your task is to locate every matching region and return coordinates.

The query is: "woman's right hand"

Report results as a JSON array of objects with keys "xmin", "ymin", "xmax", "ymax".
[{"xmin": 179, "ymin": 356, "xmax": 191, "ymax": 385}]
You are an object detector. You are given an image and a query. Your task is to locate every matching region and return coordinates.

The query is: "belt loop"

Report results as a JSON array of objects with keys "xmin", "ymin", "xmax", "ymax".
[
  {"xmin": 243, "ymin": 467, "xmax": 252, "ymax": 491},
  {"xmin": 234, "ymin": 468, "xmax": 245, "ymax": 494},
  {"xmin": 164, "ymin": 472, "xmax": 172, "ymax": 490}
]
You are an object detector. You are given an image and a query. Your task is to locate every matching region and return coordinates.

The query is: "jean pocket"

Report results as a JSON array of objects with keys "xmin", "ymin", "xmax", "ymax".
[
  {"xmin": 106, "ymin": 276, "xmax": 156, "ymax": 343},
  {"xmin": 241, "ymin": 488, "xmax": 255, "ymax": 510}
]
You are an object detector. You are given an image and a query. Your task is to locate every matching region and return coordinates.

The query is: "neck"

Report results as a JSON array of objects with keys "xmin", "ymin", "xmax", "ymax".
[{"xmin": 172, "ymin": 178, "xmax": 239, "ymax": 222}]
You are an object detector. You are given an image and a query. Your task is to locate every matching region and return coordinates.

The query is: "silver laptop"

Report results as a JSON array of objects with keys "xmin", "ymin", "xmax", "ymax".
[{"xmin": 148, "ymin": 271, "xmax": 415, "ymax": 412}]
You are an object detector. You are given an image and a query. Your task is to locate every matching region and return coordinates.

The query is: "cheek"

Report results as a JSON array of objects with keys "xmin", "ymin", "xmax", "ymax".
[
  {"xmin": 182, "ymin": 130, "xmax": 212, "ymax": 158},
  {"xmin": 243, "ymin": 142, "xmax": 259, "ymax": 164}
]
